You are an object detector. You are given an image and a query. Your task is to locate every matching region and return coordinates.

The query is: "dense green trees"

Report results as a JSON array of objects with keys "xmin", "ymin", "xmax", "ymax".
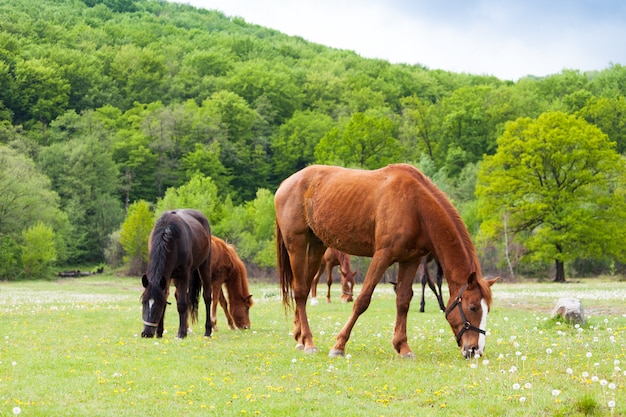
[
  {"xmin": 477, "ymin": 112, "xmax": 626, "ymax": 281},
  {"xmin": 1, "ymin": 0, "xmax": 626, "ymax": 280}
]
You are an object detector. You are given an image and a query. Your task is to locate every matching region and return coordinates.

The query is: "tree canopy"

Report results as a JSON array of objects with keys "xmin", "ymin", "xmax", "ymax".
[
  {"xmin": 477, "ymin": 112, "xmax": 626, "ymax": 281},
  {"xmin": 1, "ymin": 0, "xmax": 626, "ymax": 279}
]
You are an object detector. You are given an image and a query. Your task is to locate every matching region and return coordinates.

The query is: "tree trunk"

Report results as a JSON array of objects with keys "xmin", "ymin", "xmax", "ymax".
[{"xmin": 554, "ymin": 259, "xmax": 566, "ymax": 282}]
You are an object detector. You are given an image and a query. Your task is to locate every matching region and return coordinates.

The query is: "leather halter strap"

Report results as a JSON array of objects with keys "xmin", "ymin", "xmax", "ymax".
[{"xmin": 445, "ymin": 284, "xmax": 486, "ymax": 346}]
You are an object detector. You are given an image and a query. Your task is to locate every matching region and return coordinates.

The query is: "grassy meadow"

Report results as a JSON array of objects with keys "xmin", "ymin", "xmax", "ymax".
[{"xmin": 1, "ymin": 275, "xmax": 626, "ymax": 416}]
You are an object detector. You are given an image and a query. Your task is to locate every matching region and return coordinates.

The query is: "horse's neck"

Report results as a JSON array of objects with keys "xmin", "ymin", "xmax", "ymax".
[{"xmin": 427, "ymin": 218, "xmax": 478, "ymax": 292}]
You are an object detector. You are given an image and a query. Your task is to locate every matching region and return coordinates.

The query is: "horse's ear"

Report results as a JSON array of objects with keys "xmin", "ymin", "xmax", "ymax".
[
  {"xmin": 487, "ymin": 276, "xmax": 500, "ymax": 287},
  {"xmin": 142, "ymin": 275, "xmax": 149, "ymax": 288},
  {"xmin": 246, "ymin": 294, "xmax": 253, "ymax": 300},
  {"xmin": 467, "ymin": 272, "xmax": 477, "ymax": 287},
  {"xmin": 159, "ymin": 276, "xmax": 167, "ymax": 290}
]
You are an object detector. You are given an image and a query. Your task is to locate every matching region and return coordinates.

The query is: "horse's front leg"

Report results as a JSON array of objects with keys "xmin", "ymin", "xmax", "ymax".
[
  {"xmin": 156, "ymin": 310, "xmax": 165, "ymax": 338},
  {"xmin": 330, "ymin": 255, "xmax": 389, "ymax": 357},
  {"xmin": 175, "ymin": 281, "xmax": 189, "ymax": 339},
  {"xmin": 210, "ymin": 284, "xmax": 219, "ymax": 331},
  {"xmin": 392, "ymin": 261, "xmax": 420, "ymax": 358},
  {"xmin": 217, "ymin": 288, "xmax": 235, "ymax": 329}
]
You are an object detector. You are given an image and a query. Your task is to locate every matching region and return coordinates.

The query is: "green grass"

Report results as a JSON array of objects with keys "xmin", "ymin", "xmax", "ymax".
[{"xmin": 1, "ymin": 276, "xmax": 625, "ymax": 416}]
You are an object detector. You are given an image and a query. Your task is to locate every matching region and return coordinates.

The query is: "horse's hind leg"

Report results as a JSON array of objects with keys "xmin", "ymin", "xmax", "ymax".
[
  {"xmin": 419, "ymin": 261, "xmax": 428, "ymax": 313},
  {"xmin": 292, "ymin": 242, "xmax": 325, "ymax": 353},
  {"xmin": 310, "ymin": 263, "xmax": 323, "ymax": 306},
  {"xmin": 435, "ymin": 262, "xmax": 445, "ymax": 311},
  {"xmin": 325, "ymin": 264, "xmax": 333, "ymax": 303}
]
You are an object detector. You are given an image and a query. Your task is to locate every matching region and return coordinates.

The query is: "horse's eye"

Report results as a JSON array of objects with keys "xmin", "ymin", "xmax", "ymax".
[{"xmin": 469, "ymin": 304, "xmax": 477, "ymax": 313}]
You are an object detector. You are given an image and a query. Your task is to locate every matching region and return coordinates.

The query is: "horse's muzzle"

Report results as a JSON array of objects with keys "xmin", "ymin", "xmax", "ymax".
[
  {"xmin": 142, "ymin": 321, "xmax": 158, "ymax": 338},
  {"xmin": 462, "ymin": 344, "xmax": 482, "ymax": 359}
]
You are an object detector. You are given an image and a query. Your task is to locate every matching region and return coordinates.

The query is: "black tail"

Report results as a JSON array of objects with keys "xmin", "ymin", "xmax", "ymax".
[
  {"xmin": 189, "ymin": 269, "xmax": 201, "ymax": 324},
  {"xmin": 276, "ymin": 221, "xmax": 294, "ymax": 309}
]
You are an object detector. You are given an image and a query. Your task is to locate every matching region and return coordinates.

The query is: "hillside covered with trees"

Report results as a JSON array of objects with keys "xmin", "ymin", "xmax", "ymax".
[{"xmin": 2, "ymin": 0, "xmax": 626, "ymax": 281}]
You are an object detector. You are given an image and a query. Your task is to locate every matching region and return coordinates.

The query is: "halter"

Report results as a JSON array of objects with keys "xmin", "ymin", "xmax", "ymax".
[
  {"xmin": 143, "ymin": 320, "xmax": 159, "ymax": 328},
  {"xmin": 445, "ymin": 284, "xmax": 486, "ymax": 346}
]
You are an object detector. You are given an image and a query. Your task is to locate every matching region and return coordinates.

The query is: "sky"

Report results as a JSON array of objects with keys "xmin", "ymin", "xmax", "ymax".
[{"xmin": 170, "ymin": 0, "xmax": 626, "ymax": 81}]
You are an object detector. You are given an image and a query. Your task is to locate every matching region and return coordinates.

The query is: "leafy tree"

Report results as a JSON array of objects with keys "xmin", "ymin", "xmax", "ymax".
[
  {"xmin": 21, "ymin": 222, "xmax": 57, "ymax": 280},
  {"xmin": 37, "ymin": 135, "xmax": 123, "ymax": 263},
  {"xmin": 155, "ymin": 173, "xmax": 223, "ymax": 227},
  {"xmin": 315, "ymin": 112, "xmax": 401, "ymax": 169},
  {"xmin": 577, "ymin": 96, "xmax": 626, "ymax": 153},
  {"xmin": 109, "ymin": 45, "xmax": 167, "ymax": 109},
  {"xmin": 399, "ymin": 96, "xmax": 437, "ymax": 161},
  {"xmin": 0, "ymin": 145, "xmax": 68, "ymax": 242},
  {"xmin": 119, "ymin": 200, "xmax": 152, "ymax": 275},
  {"xmin": 271, "ymin": 109, "xmax": 334, "ymax": 181},
  {"xmin": 13, "ymin": 58, "xmax": 70, "ymax": 125},
  {"xmin": 217, "ymin": 188, "xmax": 275, "ymax": 267},
  {"xmin": 477, "ymin": 112, "xmax": 626, "ymax": 282},
  {"xmin": 0, "ymin": 235, "xmax": 20, "ymax": 280},
  {"xmin": 181, "ymin": 142, "xmax": 232, "ymax": 195}
]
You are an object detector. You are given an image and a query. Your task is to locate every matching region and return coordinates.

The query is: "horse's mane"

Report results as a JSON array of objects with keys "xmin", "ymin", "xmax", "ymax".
[
  {"xmin": 227, "ymin": 243, "xmax": 252, "ymax": 302},
  {"xmin": 145, "ymin": 214, "xmax": 180, "ymax": 301}
]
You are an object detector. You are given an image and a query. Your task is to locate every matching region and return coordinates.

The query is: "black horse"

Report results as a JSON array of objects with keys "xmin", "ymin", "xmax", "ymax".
[
  {"xmin": 141, "ymin": 209, "xmax": 213, "ymax": 339},
  {"xmin": 390, "ymin": 253, "xmax": 446, "ymax": 313},
  {"xmin": 418, "ymin": 253, "xmax": 446, "ymax": 313}
]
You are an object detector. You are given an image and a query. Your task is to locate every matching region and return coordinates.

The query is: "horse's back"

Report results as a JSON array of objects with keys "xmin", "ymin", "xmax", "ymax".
[{"xmin": 276, "ymin": 164, "xmax": 431, "ymax": 257}]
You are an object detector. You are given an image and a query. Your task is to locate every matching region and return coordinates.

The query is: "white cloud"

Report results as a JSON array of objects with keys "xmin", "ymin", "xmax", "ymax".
[{"xmin": 171, "ymin": 0, "xmax": 626, "ymax": 80}]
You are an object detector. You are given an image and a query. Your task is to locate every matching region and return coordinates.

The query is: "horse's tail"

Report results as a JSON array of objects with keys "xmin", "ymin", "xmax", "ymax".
[
  {"xmin": 188, "ymin": 268, "xmax": 201, "ymax": 324},
  {"xmin": 276, "ymin": 221, "xmax": 293, "ymax": 309}
]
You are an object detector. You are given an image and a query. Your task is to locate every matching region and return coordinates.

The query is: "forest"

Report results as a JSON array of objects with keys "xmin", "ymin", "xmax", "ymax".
[{"xmin": 1, "ymin": 0, "xmax": 626, "ymax": 281}]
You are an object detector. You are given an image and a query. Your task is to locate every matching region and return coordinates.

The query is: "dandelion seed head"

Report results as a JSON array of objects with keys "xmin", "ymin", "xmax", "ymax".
[
  {"xmin": 551, "ymin": 389, "xmax": 561, "ymax": 396},
  {"xmin": 512, "ymin": 383, "xmax": 521, "ymax": 390},
  {"xmin": 12, "ymin": 407, "xmax": 21, "ymax": 415}
]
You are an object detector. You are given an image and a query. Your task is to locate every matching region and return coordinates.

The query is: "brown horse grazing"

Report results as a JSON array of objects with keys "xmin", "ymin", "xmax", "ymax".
[
  {"xmin": 310, "ymin": 247, "xmax": 358, "ymax": 305},
  {"xmin": 141, "ymin": 209, "xmax": 212, "ymax": 339},
  {"xmin": 419, "ymin": 253, "xmax": 446, "ymax": 313},
  {"xmin": 275, "ymin": 164, "xmax": 498, "ymax": 359},
  {"xmin": 209, "ymin": 236, "xmax": 253, "ymax": 331}
]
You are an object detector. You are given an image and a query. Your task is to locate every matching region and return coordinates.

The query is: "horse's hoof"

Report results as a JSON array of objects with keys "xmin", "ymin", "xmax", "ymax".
[
  {"xmin": 295, "ymin": 343, "xmax": 305, "ymax": 350},
  {"xmin": 310, "ymin": 297, "xmax": 319, "ymax": 306},
  {"xmin": 399, "ymin": 352, "xmax": 415, "ymax": 359},
  {"xmin": 328, "ymin": 349, "xmax": 345, "ymax": 358},
  {"xmin": 304, "ymin": 347, "xmax": 319, "ymax": 354}
]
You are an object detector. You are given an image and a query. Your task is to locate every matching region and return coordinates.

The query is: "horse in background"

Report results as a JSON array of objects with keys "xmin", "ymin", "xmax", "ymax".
[
  {"xmin": 418, "ymin": 253, "xmax": 446, "ymax": 313},
  {"xmin": 141, "ymin": 209, "xmax": 212, "ymax": 339},
  {"xmin": 275, "ymin": 164, "xmax": 498, "ymax": 359},
  {"xmin": 389, "ymin": 253, "xmax": 445, "ymax": 312},
  {"xmin": 209, "ymin": 236, "xmax": 253, "ymax": 330},
  {"xmin": 310, "ymin": 248, "xmax": 358, "ymax": 305}
]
